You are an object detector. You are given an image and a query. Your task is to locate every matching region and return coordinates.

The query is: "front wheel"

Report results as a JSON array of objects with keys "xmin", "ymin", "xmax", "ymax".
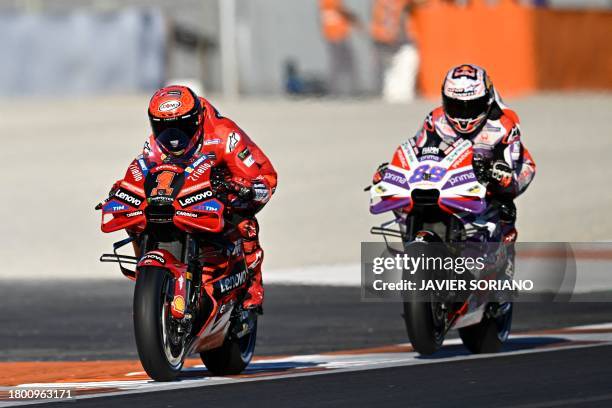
[
  {"xmin": 402, "ymin": 242, "xmax": 447, "ymax": 355},
  {"xmin": 133, "ymin": 267, "xmax": 185, "ymax": 381},
  {"xmin": 403, "ymin": 300, "xmax": 445, "ymax": 355},
  {"xmin": 201, "ymin": 317, "xmax": 257, "ymax": 375},
  {"xmin": 459, "ymin": 302, "xmax": 513, "ymax": 354}
]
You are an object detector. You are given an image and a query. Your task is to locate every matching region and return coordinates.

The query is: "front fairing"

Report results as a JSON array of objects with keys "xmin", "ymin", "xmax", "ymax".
[
  {"xmin": 369, "ymin": 139, "xmax": 487, "ymax": 216},
  {"xmin": 100, "ymin": 153, "xmax": 226, "ymax": 234}
]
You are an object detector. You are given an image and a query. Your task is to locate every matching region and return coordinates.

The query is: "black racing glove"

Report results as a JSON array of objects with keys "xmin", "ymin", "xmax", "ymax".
[
  {"xmin": 372, "ymin": 162, "xmax": 389, "ymax": 184},
  {"xmin": 490, "ymin": 161, "xmax": 513, "ymax": 188},
  {"xmin": 473, "ymin": 155, "xmax": 514, "ymax": 189},
  {"xmin": 234, "ymin": 182, "xmax": 255, "ymax": 202},
  {"xmin": 472, "ymin": 154, "xmax": 492, "ymax": 185}
]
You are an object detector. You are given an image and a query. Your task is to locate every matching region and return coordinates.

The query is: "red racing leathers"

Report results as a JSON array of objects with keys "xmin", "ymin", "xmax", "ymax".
[{"xmin": 138, "ymin": 97, "xmax": 277, "ymax": 310}]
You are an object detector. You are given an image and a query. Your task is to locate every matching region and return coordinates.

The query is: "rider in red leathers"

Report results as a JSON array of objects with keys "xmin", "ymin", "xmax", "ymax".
[
  {"xmin": 374, "ymin": 64, "xmax": 536, "ymax": 243},
  {"xmin": 117, "ymin": 85, "xmax": 276, "ymax": 312}
]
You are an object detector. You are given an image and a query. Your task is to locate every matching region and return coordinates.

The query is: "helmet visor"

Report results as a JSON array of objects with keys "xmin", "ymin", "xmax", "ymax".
[
  {"xmin": 443, "ymin": 94, "xmax": 490, "ymax": 120},
  {"xmin": 154, "ymin": 128, "xmax": 193, "ymax": 156},
  {"xmin": 150, "ymin": 112, "xmax": 200, "ymax": 141}
]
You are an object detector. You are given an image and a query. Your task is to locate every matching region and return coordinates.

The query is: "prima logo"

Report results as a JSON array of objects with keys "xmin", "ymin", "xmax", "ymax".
[
  {"xmin": 383, "ymin": 169, "xmax": 409, "ymax": 188},
  {"xmin": 448, "ymin": 171, "xmax": 476, "ymax": 186}
]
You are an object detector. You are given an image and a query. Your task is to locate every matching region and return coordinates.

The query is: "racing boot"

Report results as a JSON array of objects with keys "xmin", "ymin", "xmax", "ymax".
[
  {"xmin": 237, "ymin": 218, "xmax": 264, "ymax": 314},
  {"xmin": 242, "ymin": 245, "xmax": 264, "ymax": 314}
]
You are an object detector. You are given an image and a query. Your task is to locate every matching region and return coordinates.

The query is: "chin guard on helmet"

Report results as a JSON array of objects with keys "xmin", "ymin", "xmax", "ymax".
[
  {"xmin": 446, "ymin": 112, "xmax": 488, "ymax": 134},
  {"xmin": 442, "ymin": 64, "xmax": 493, "ymax": 135}
]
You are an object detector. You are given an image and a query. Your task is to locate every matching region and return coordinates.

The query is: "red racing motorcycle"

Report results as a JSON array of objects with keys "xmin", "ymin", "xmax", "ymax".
[{"xmin": 96, "ymin": 153, "xmax": 257, "ymax": 381}]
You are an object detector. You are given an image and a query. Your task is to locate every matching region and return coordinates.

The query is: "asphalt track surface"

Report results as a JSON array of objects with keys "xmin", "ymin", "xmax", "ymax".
[
  {"xmin": 31, "ymin": 346, "xmax": 612, "ymax": 408},
  {"xmin": 3, "ymin": 281, "xmax": 612, "ymax": 361},
  {"xmin": 3, "ymin": 282, "xmax": 612, "ymax": 407}
]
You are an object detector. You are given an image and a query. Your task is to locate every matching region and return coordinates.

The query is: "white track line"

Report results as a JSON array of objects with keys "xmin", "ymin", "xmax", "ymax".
[{"xmin": 2, "ymin": 323, "xmax": 612, "ymax": 407}]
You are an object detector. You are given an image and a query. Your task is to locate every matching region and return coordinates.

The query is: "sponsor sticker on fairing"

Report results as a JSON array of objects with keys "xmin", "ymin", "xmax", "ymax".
[
  {"xmin": 215, "ymin": 269, "xmax": 248, "ymax": 294},
  {"xmin": 142, "ymin": 253, "xmax": 166, "ymax": 264},
  {"xmin": 186, "ymin": 162, "xmax": 211, "ymax": 182},
  {"xmin": 137, "ymin": 158, "xmax": 149, "ymax": 174},
  {"xmin": 176, "ymin": 210, "xmax": 199, "ymax": 218},
  {"xmin": 185, "ymin": 155, "xmax": 208, "ymax": 174},
  {"xmin": 149, "ymin": 196, "xmax": 174, "ymax": 205},
  {"xmin": 193, "ymin": 199, "xmax": 221, "ymax": 212},
  {"xmin": 103, "ymin": 200, "xmax": 127, "ymax": 213},
  {"xmin": 113, "ymin": 188, "xmax": 143, "ymax": 207},
  {"xmin": 172, "ymin": 296, "xmax": 185, "ymax": 314},
  {"xmin": 442, "ymin": 169, "xmax": 477, "ymax": 189},
  {"xmin": 383, "ymin": 169, "xmax": 410, "ymax": 189},
  {"xmin": 178, "ymin": 189, "xmax": 213, "ymax": 207},
  {"xmin": 421, "ymin": 146, "xmax": 439, "ymax": 155},
  {"xmin": 128, "ymin": 163, "xmax": 143, "ymax": 182}
]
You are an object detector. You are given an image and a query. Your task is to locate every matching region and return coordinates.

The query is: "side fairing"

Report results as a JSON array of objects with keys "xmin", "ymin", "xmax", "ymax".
[{"xmin": 101, "ymin": 157, "xmax": 148, "ymax": 233}]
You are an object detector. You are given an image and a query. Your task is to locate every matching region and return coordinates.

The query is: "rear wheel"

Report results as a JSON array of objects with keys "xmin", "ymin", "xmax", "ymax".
[
  {"xmin": 133, "ymin": 268, "xmax": 185, "ymax": 381},
  {"xmin": 201, "ymin": 317, "xmax": 257, "ymax": 375},
  {"xmin": 459, "ymin": 302, "xmax": 513, "ymax": 354}
]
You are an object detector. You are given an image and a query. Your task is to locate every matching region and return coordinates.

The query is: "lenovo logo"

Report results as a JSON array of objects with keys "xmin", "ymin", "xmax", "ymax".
[{"xmin": 178, "ymin": 189, "xmax": 213, "ymax": 207}]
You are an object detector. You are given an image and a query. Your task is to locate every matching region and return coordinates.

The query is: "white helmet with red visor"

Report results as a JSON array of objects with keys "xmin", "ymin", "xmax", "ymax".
[{"xmin": 442, "ymin": 64, "xmax": 494, "ymax": 135}]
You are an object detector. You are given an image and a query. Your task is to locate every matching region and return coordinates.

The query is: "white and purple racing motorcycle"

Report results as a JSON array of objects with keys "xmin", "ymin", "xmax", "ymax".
[{"xmin": 369, "ymin": 137, "xmax": 513, "ymax": 355}]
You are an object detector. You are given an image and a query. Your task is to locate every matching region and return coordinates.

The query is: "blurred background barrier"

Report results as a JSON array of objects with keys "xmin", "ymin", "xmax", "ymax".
[
  {"xmin": 0, "ymin": 0, "xmax": 610, "ymax": 98},
  {"xmin": 0, "ymin": 8, "xmax": 166, "ymax": 96},
  {"xmin": 413, "ymin": 0, "xmax": 612, "ymax": 98},
  {"xmin": 534, "ymin": 9, "xmax": 612, "ymax": 90}
]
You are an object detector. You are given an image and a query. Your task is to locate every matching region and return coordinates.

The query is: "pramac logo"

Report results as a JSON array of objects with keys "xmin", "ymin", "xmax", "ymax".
[{"xmin": 158, "ymin": 100, "xmax": 182, "ymax": 112}]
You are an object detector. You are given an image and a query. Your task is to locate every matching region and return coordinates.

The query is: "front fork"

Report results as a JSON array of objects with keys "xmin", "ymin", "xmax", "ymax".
[
  {"xmin": 136, "ymin": 233, "xmax": 199, "ymax": 322},
  {"xmin": 171, "ymin": 234, "xmax": 199, "ymax": 320}
]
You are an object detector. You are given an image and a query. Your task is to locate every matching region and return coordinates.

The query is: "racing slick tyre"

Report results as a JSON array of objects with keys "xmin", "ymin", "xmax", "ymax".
[
  {"xmin": 459, "ymin": 302, "xmax": 513, "ymax": 354},
  {"xmin": 133, "ymin": 267, "xmax": 184, "ymax": 381},
  {"xmin": 402, "ymin": 243, "xmax": 446, "ymax": 355},
  {"xmin": 201, "ymin": 319, "xmax": 257, "ymax": 375},
  {"xmin": 403, "ymin": 298, "xmax": 445, "ymax": 355}
]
